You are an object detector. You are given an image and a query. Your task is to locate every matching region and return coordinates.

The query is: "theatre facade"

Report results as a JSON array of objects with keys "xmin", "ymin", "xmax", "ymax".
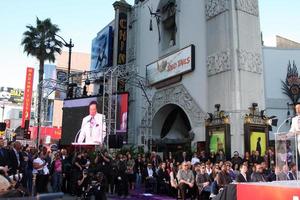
[{"xmin": 96, "ymin": 0, "xmax": 265, "ymax": 157}]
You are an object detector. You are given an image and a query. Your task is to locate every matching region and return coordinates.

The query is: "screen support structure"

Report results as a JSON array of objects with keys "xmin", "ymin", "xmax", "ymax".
[{"xmin": 39, "ymin": 64, "xmax": 153, "ymax": 149}]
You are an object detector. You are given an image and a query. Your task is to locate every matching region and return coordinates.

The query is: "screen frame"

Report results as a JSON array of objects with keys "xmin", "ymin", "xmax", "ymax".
[
  {"xmin": 205, "ymin": 124, "xmax": 231, "ymax": 160},
  {"xmin": 244, "ymin": 124, "xmax": 269, "ymax": 156},
  {"xmin": 61, "ymin": 92, "xmax": 129, "ymax": 145}
]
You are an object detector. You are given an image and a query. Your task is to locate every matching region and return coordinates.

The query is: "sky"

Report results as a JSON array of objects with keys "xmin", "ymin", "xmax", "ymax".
[{"xmin": 0, "ymin": 0, "xmax": 300, "ymax": 89}]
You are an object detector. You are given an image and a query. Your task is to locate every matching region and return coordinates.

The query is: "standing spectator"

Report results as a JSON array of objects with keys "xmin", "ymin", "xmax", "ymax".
[
  {"xmin": 33, "ymin": 151, "xmax": 50, "ymax": 194},
  {"xmin": 109, "ymin": 153, "xmax": 118, "ymax": 194},
  {"xmin": 151, "ymin": 151, "xmax": 161, "ymax": 170},
  {"xmin": 77, "ymin": 169, "xmax": 90, "ymax": 199},
  {"xmin": 166, "ymin": 152, "xmax": 175, "ymax": 164},
  {"xmin": 243, "ymin": 151, "xmax": 252, "ymax": 166},
  {"xmin": 231, "ymin": 151, "xmax": 243, "ymax": 169},
  {"xmin": 61, "ymin": 149, "xmax": 71, "ymax": 194},
  {"xmin": 252, "ymin": 151, "xmax": 263, "ymax": 164},
  {"xmin": 126, "ymin": 153, "xmax": 135, "ymax": 190},
  {"xmin": 95, "ymin": 150, "xmax": 111, "ymax": 193},
  {"xmin": 177, "ymin": 152, "xmax": 190, "ymax": 164},
  {"xmin": 116, "ymin": 154, "xmax": 129, "ymax": 197},
  {"xmin": 9, "ymin": 141, "xmax": 24, "ymax": 175},
  {"xmin": 177, "ymin": 161, "xmax": 194, "ymax": 200},
  {"xmin": 50, "ymin": 152, "xmax": 62, "ymax": 192},
  {"xmin": 265, "ymin": 148, "xmax": 275, "ymax": 168},
  {"xmin": 21, "ymin": 146, "xmax": 34, "ymax": 195},
  {"xmin": 208, "ymin": 152, "xmax": 216, "ymax": 164},
  {"xmin": 191, "ymin": 152, "xmax": 200, "ymax": 165},
  {"xmin": 216, "ymin": 150, "xmax": 226, "ymax": 163},
  {"xmin": 199, "ymin": 151, "xmax": 208, "ymax": 163},
  {"xmin": 70, "ymin": 152, "xmax": 84, "ymax": 195},
  {"xmin": 134, "ymin": 154, "xmax": 144, "ymax": 190},
  {"xmin": 93, "ymin": 172, "xmax": 107, "ymax": 200},
  {"xmin": 0, "ymin": 138, "xmax": 10, "ymax": 173}
]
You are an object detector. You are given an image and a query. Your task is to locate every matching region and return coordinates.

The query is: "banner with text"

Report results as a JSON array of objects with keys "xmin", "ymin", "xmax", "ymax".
[
  {"xmin": 21, "ymin": 67, "xmax": 34, "ymax": 128},
  {"xmin": 146, "ymin": 45, "xmax": 195, "ymax": 85}
]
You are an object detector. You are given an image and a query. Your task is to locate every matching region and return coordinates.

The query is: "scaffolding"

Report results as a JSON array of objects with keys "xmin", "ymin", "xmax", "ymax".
[{"xmin": 39, "ymin": 64, "xmax": 153, "ymax": 148}]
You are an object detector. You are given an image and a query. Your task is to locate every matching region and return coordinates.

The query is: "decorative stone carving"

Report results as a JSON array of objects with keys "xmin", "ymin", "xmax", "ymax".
[
  {"xmin": 237, "ymin": 49, "xmax": 262, "ymax": 74},
  {"xmin": 236, "ymin": 0, "xmax": 259, "ymax": 16},
  {"xmin": 207, "ymin": 50, "xmax": 231, "ymax": 76},
  {"xmin": 206, "ymin": 0, "xmax": 229, "ymax": 20},
  {"xmin": 152, "ymin": 84, "xmax": 207, "ymax": 127}
]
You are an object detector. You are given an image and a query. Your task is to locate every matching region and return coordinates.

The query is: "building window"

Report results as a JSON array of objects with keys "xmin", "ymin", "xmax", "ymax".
[{"xmin": 159, "ymin": 0, "xmax": 177, "ymax": 50}]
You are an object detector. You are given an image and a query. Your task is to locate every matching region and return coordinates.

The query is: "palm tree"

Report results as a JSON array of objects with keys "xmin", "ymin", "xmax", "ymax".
[{"xmin": 21, "ymin": 17, "xmax": 62, "ymax": 146}]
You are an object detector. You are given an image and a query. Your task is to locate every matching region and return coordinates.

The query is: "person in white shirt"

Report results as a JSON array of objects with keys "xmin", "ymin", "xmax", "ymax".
[
  {"xmin": 288, "ymin": 103, "xmax": 300, "ymax": 166},
  {"xmin": 191, "ymin": 153, "xmax": 200, "ymax": 165},
  {"xmin": 77, "ymin": 101, "xmax": 106, "ymax": 144},
  {"xmin": 33, "ymin": 152, "xmax": 49, "ymax": 194}
]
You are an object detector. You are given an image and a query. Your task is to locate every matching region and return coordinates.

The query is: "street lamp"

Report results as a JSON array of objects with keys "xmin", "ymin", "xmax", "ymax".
[{"xmin": 54, "ymin": 34, "xmax": 74, "ymax": 83}]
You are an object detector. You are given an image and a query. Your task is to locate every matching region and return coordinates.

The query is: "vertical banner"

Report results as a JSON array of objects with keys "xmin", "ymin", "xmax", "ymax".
[
  {"xmin": 21, "ymin": 67, "xmax": 34, "ymax": 128},
  {"xmin": 117, "ymin": 12, "xmax": 127, "ymax": 65}
]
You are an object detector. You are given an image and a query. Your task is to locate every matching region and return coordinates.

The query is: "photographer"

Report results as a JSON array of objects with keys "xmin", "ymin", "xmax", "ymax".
[
  {"xmin": 93, "ymin": 172, "xmax": 107, "ymax": 200},
  {"xmin": 94, "ymin": 150, "xmax": 110, "ymax": 192},
  {"xmin": 77, "ymin": 169, "xmax": 90, "ymax": 199}
]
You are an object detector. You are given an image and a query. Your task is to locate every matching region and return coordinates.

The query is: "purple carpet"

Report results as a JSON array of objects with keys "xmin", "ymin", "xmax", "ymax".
[{"xmin": 107, "ymin": 189, "xmax": 175, "ymax": 200}]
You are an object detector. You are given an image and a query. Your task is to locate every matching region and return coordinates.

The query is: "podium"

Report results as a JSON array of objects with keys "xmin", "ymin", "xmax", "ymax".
[{"xmin": 275, "ymin": 131, "xmax": 300, "ymax": 180}]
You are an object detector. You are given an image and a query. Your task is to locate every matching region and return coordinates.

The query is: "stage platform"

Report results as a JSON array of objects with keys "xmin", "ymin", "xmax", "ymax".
[{"xmin": 214, "ymin": 181, "xmax": 300, "ymax": 200}]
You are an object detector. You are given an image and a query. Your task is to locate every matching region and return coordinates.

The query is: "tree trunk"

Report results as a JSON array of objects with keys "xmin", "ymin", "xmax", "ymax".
[{"xmin": 36, "ymin": 58, "xmax": 44, "ymax": 147}]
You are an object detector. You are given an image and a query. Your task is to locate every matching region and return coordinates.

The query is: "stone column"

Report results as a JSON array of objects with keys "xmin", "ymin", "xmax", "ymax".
[
  {"xmin": 206, "ymin": 0, "xmax": 264, "ymax": 155},
  {"xmin": 113, "ymin": 0, "xmax": 131, "ymax": 66}
]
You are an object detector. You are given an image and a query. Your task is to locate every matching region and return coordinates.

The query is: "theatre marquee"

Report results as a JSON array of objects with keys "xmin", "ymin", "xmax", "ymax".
[{"xmin": 146, "ymin": 45, "xmax": 195, "ymax": 85}]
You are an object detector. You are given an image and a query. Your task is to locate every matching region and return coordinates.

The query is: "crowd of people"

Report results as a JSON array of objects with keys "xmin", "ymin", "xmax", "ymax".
[{"xmin": 0, "ymin": 137, "xmax": 298, "ymax": 200}]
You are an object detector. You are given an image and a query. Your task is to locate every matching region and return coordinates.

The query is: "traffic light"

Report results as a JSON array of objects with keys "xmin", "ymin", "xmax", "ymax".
[{"xmin": 24, "ymin": 130, "xmax": 31, "ymax": 140}]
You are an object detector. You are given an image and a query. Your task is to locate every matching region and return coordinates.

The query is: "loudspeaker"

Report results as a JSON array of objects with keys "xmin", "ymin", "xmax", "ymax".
[
  {"xmin": 0, "ymin": 122, "xmax": 6, "ymax": 131},
  {"xmin": 108, "ymin": 135, "xmax": 123, "ymax": 148}
]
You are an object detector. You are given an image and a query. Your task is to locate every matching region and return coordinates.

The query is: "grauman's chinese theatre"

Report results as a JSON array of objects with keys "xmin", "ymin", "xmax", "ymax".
[{"xmin": 95, "ymin": 0, "xmax": 265, "ymax": 157}]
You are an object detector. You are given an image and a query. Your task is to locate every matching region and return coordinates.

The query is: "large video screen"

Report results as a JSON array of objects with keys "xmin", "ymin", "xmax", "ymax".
[{"xmin": 61, "ymin": 93, "xmax": 128, "ymax": 145}]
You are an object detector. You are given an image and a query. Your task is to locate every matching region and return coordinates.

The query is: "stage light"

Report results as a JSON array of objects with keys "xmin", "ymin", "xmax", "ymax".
[
  {"xmin": 214, "ymin": 104, "xmax": 220, "ymax": 111},
  {"xmin": 252, "ymin": 102, "xmax": 258, "ymax": 108}
]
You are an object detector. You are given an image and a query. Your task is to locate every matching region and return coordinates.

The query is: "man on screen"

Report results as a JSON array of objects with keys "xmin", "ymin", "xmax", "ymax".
[
  {"xmin": 288, "ymin": 103, "xmax": 300, "ymax": 168},
  {"xmin": 77, "ymin": 101, "xmax": 106, "ymax": 144}
]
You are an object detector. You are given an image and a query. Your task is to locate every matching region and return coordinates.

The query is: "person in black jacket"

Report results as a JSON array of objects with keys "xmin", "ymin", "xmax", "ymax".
[
  {"xmin": 8, "ymin": 141, "xmax": 24, "ymax": 175},
  {"xmin": 116, "ymin": 154, "xmax": 129, "ymax": 198},
  {"xmin": 251, "ymin": 164, "xmax": 266, "ymax": 182},
  {"xmin": 143, "ymin": 163, "xmax": 157, "ymax": 193},
  {"xmin": 156, "ymin": 162, "xmax": 170, "ymax": 195},
  {"xmin": 0, "ymin": 138, "xmax": 10, "ymax": 170},
  {"xmin": 236, "ymin": 164, "xmax": 251, "ymax": 182}
]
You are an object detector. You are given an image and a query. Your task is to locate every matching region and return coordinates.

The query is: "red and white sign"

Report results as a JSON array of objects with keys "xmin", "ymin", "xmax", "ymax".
[
  {"xmin": 21, "ymin": 67, "xmax": 34, "ymax": 128},
  {"xmin": 29, "ymin": 126, "xmax": 61, "ymax": 140},
  {"xmin": 237, "ymin": 183, "xmax": 300, "ymax": 200},
  {"xmin": 146, "ymin": 45, "xmax": 195, "ymax": 85}
]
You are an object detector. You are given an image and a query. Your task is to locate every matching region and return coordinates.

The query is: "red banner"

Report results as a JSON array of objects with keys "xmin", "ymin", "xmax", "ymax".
[
  {"xmin": 29, "ymin": 126, "xmax": 61, "ymax": 140},
  {"xmin": 237, "ymin": 183, "xmax": 300, "ymax": 200},
  {"xmin": 21, "ymin": 67, "xmax": 34, "ymax": 128}
]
